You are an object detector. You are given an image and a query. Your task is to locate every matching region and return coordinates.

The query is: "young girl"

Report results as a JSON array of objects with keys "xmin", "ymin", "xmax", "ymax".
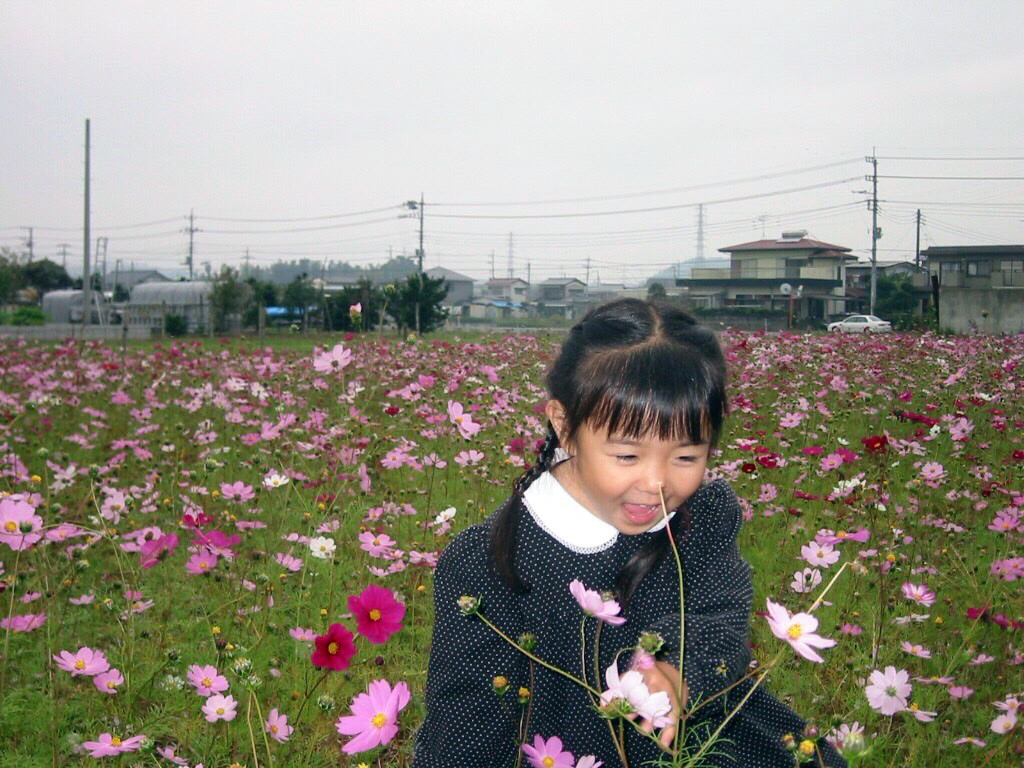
[{"xmin": 413, "ymin": 299, "xmax": 845, "ymax": 768}]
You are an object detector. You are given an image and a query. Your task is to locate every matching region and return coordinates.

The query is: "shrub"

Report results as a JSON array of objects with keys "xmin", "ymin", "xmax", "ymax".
[
  {"xmin": 11, "ymin": 306, "xmax": 45, "ymax": 326},
  {"xmin": 164, "ymin": 313, "xmax": 188, "ymax": 337}
]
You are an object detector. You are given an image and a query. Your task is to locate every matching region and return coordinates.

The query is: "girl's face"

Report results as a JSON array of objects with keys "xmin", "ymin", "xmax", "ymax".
[{"xmin": 549, "ymin": 406, "xmax": 710, "ymax": 534}]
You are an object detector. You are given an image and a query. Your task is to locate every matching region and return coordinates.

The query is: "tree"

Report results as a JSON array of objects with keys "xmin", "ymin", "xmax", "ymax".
[
  {"xmin": 325, "ymin": 277, "xmax": 385, "ymax": 332},
  {"xmin": 385, "ymin": 273, "xmax": 449, "ymax": 333},
  {"xmin": 876, "ymin": 274, "xmax": 927, "ymax": 330},
  {"xmin": 647, "ymin": 282, "xmax": 667, "ymax": 300},
  {"xmin": 242, "ymin": 277, "xmax": 278, "ymax": 328},
  {"xmin": 0, "ymin": 248, "xmax": 24, "ymax": 306},
  {"xmin": 209, "ymin": 266, "xmax": 250, "ymax": 333},
  {"xmin": 112, "ymin": 283, "xmax": 130, "ymax": 302},
  {"xmin": 21, "ymin": 259, "xmax": 72, "ymax": 296},
  {"xmin": 283, "ymin": 273, "xmax": 318, "ymax": 328}
]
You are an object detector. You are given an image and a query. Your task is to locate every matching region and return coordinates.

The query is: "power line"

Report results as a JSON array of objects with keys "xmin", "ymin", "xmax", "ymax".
[
  {"xmin": 875, "ymin": 155, "xmax": 1024, "ymax": 161},
  {"xmin": 197, "ymin": 204, "xmax": 402, "ymax": 223},
  {"xmin": 430, "ymin": 157, "xmax": 862, "ymax": 207},
  {"xmin": 426, "ymin": 178, "xmax": 860, "ymax": 220},
  {"xmin": 876, "ymin": 175, "xmax": 1024, "ymax": 180}
]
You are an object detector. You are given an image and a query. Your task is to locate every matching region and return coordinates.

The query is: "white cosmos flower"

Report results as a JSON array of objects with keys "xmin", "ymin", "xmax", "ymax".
[
  {"xmin": 308, "ymin": 536, "xmax": 336, "ymax": 560},
  {"xmin": 263, "ymin": 472, "xmax": 290, "ymax": 489}
]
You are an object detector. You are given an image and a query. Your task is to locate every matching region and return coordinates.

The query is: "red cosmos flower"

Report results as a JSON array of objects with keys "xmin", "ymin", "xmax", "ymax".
[
  {"xmin": 348, "ymin": 585, "xmax": 406, "ymax": 645},
  {"xmin": 740, "ymin": 462, "xmax": 757, "ymax": 474},
  {"xmin": 861, "ymin": 435, "xmax": 888, "ymax": 454},
  {"xmin": 756, "ymin": 454, "xmax": 778, "ymax": 469},
  {"xmin": 311, "ymin": 624, "xmax": 356, "ymax": 670},
  {"xmin": 1012, "ymin": 450, "xmax": 1024, "ymax": 463}
]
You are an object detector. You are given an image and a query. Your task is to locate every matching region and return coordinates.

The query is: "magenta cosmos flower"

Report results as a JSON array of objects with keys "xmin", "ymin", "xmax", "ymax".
[
  {"xmin": 764, "ymin": 599, "xmax": 836, "ymax": 663},
  {"xmin": 311, "ymin": 623, "xmax": 356, "ymax": 671},
  {"xmin": 0, "ymin": 497, "xmax": 43, "ymax": 551},
  {"xmin": 901, "ymin": 582, "xmax": 935, "ymax": 606},
  {"xmin": 521, "ymin": 734, "xmax": 576, "ymax": 768},
  {"xmin": 348, "ymin": 585, "xmax": 406, "ymax": 644},
  {"xmin": 52, "ymin": 647, "xmax": 110, "ymax": 677},
  {"xmin": 0, "ymin": 613, "xmax": 46, "ymax": 632},
  {"xmin": 186, "ymin": 664, "xmax": 229, "ymax": 696},
  {"xmin": 313, "ymin": 342, "xmax": 352, "ymax": 373},
  {"xmin": 447, "ymin": 400, "xmax": 482, "ymax": 439},
  {"xmin": 569, "ymin": 580, "xmax": 626, "ymax": 626},
  {"xmin": 864, "ymin": 666, "xmax": 911, "ymax": 715},
  {"xmin": 335, "ymin": 679, "xmax": 411, "ymax": 753},
  {"xmin": 93, "ymin": 668, "xmax": 124, "ymax": 694},
  {"xmin": 82, "ymin": 733, "xmax": 146, "ymax": 757}
]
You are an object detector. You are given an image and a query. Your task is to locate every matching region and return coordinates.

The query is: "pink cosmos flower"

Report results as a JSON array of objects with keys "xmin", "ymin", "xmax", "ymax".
[
  {"xmin": 0, "ymin": 613, "xmax": 46, "ymax": 632},
  {"xmin": 186, "ymin": 664, "xmax": 229, "ymax": 696},
  {"xmin": 864, "ymin": 666, "xmax": 911, "ymax": 715},
  {"xmin": 275, "ymin": 552, "xmax": 303, "ymax": 572},
  {"xmin": 907, "ymin": 704, "xmax": 937, "ymax": 722},
  {"xmin": 82, "ymin": 733, "xmax": 146, "ymax": 757},
  {"xmin": 335, "ymin": 679, "xmax": 411, "ymax": 754},
  {"xmin": 220, "ymin": 481, "xmax": 255, "ymax": 503},
  {"xmin": 313, "ymin": 342, "xmax": 353, "ymax": 373},
  {"xmin": 790, "ymin": 568, "xmax": 822, "ymax": 594},
  {"xmin": 520, "ymin": 735, "xmax": 576, "ymax": 768},
  {"xmin": 52, "ymin": 647, "xmax": 111, "ymax": 677},
  {"xmin": 763, "ymin": 599, "xmax": 835, "ymax": 663},
  {"xmin": 447, "ymin": 400, "xmax": 482, "ymax": 439},
  {"xmin": 348, "ymin": 585, "xmax": 406, "ymax": 644},
  {"xmin": 991, "ymin": 713, "xmax": 1018, "ymax": 734},
  {"xmin": 599, "ymin": 663, "xmax": 672, "ymax": 727},
  {"xmin": 454, "ymin": 449, "xmax": 485, "ymax": 466},
  {"xmin": 289, "ymin": 627, "xmax": 317, "ymax": 642},
  {"xmin": 948, "ymin": 686, "xmax": 974, "ymax": 700},
  {"xmin": 920, "ymin": 461, "xmax": 945, "ymax": 481},
  {"xmin": 202, "ymin": 693, "xmax": 238, "ymax": 722},
  {"xmin": 819, "ymin": 453, "xmax": 844, "ymax": 471},
  {"xmin": 93, "ymin": 668, "xmax": 124, "ymax": 694},
  {"xmin": 901, "ymin": 582, "xmax": 935, "ymax": 606},
  {"xmin": 576, "ymin": 757, "xmax": 604, "ymax": 768},
  {"xmin": 358, "ymin": 531, "xmax": 395, "ymax": 557},
  {"xmin": 969, "ymin": 653, "xmax": 995, "ymax": 665},
  {"xmin": 800, "ymin": 542, "xmax": 841, "ymax": 568},
  {"xmin": 900, "ymin": 641, "xmax": 931, "ymax": 658},
  {"xmin": 139, "ymin": 533, "xmax": 178, "ymax": 569},
  {"xmin": 265, "ymin": 708, "xmax": 293, "ymax": 743},
  {"xmin": 0, "ymin": 497, "xmax": 43, "ymax": 551},
  {"xmin": 839, "ymin": 623, "xmax": 862, "ymax": 636},
  {"xmin": 569, "ymin": 580, "xmax": 626, "ymax": 626},
  {"xmin": 311, "ymin": 623, "xmax": 356, "ymax": 671}
]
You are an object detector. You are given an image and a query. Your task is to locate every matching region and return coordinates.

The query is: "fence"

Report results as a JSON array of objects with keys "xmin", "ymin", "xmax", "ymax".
[{"xmin": 0, "ymin": 323, "xmax": 151, "ymax": 342}]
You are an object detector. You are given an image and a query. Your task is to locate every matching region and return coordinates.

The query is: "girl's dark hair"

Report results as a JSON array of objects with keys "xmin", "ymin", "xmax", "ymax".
[{"xmin": 489, "ymin": 298, "xmax": 728, "ymax": 601}]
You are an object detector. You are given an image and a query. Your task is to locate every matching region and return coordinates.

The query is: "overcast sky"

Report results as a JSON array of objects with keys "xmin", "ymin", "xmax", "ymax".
[{"xmin": 2, "ymin": 1, "xmax": 1023, "ymax": 283}]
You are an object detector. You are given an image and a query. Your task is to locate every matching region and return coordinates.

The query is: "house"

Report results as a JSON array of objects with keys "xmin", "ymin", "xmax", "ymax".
[
  {"xmin": 918, "ymin": 245, "xmax": 1024, "ymax": 333},
  {"xmin": 425, "ymin": 266, "xmax": 475, "ymax": 306},
  {"xmin": 676, "ymin": 231, "xmax": 855, "ymax": 322},
  {"xmin": 483, "ymin": 277, "xmax": 530, "ymax": 302},
  {"xmin": 536, "ymin": 277, "xmax": 588, "ymax": 319},
  {"xmin": 109, "ymin": 269, "xmax": 172, "ymax": 292}
]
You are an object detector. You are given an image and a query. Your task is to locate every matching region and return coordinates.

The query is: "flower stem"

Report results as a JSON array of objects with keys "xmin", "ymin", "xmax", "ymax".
[{"xmin": 658, "ymin": 486, "xmax": 687, "ymax": 752}]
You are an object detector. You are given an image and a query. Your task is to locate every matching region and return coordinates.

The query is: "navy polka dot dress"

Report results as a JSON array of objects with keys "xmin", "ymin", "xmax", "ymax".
[{"xmin": 413, "ymin": 474, "xmax": 846, "ymax": 767}]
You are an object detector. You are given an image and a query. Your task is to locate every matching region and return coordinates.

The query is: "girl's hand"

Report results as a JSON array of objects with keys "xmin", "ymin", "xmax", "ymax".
[{"xmin": 637, "ymin": 660, "xmax": 687, "ymax": 749}]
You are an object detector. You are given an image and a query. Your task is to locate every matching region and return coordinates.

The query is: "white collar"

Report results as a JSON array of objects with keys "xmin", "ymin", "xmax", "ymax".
[{"xmin": 522, "ymin": 469, "xmax": 674, "ymax": 554}]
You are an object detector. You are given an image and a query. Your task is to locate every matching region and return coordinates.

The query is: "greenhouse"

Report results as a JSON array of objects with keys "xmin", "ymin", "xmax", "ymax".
[
  {"xmin": 127, "ymin": 281, "xmax": 212, "ymax": 333},
  {"xmin": 40, "ymin": 289, "xmax": 106, "ymax": 324}
]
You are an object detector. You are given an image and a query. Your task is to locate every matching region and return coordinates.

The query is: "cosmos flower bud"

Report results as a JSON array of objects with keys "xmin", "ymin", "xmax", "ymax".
[
  {"xmin": 166, "ymin": 648, "xmax": 180, "ymax": 661},
  {"xmin": 518, "ymin": 632, "xmax": 536, "ymax": 652},
  {"xmin": 802, "ymin": 724, "xmax": 819, "ymax": 740},
  {"xmin": 798, "ymin": 740, "xmax": 816, "ymax": 759},
  {"xmin": 517, "ymin": 687, "xmax": 531, "ymax": 704},
  {"xmin": 316, "ymin": 694, "xmax": 336, "ymax": 711},
  {"xmin": 782, "ymin": 733, "xmax": 797, "ymax": 751},
  {"xmin": 638, "ymin": 631, "xmax": 665, "ymax": 655},
  {"xmin": 457, "ymin": 595, "xmax": 480, "ymax": 615},
  {"xmin": 138, "ymin": 736, "xmax": 155, "ymax": 753},
  {"xmin": 492, "ymin": 676, "xmax": 509, "ymax": 695},
  {"xmin": 245, "ymin": 674, "xmax": 263, "ymax": 689}
]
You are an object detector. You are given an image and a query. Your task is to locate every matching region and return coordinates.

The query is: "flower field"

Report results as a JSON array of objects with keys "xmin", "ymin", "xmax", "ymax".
[{"xmin": 0, "ymin": 329, "xmax": 1022, "ymax": 767}]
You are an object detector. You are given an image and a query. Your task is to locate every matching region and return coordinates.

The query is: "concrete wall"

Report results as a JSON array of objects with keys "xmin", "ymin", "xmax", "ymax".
[
  {"xmin": 940, "ymin": 287, "xmax": 1024, "ymax": 333},
  {"xmin": 0, "ymin": 324, "xmax": 151, "ymax": 341}
]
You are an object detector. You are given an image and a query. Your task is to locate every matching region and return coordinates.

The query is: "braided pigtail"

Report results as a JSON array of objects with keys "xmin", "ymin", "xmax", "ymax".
[{"xmin": 489, "ymin": 423, "xmax": 559, "ymax": 592}]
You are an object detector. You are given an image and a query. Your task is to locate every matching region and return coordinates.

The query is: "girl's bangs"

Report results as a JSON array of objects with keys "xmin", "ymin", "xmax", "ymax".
[{"xmin": 574, "ymin": 345, "xmax": 724, "ymax": 445}]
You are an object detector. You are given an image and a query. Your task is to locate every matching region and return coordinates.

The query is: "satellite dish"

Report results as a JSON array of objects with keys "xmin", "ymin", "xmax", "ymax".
[{"xmin": 780, "ymin": 283, "xmax": 792, "ymax": 295}]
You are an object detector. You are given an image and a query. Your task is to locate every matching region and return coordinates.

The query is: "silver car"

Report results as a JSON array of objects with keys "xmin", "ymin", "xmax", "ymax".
[{"xmin": 827, "ymin": 314, "xmax": 892, "ymax": 333}]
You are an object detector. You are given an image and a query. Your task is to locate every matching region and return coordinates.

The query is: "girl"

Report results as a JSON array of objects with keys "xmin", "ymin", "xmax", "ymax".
[{"xmin": 413, "ymin": 299, "xmax": 845, "ymax": 768}]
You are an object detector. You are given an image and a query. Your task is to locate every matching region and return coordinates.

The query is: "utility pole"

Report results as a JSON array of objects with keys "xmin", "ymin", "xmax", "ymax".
[
  {"xmin": 866, "ymin": 152, "xmax": 880, "ymax": 315},
  {"xmin": 82, "ymin": 118, "xmax": 92, "ymax": 330},
  {"xmin": 242, "ymin": 248, "xmax": 251, "ymax": 278},
  {"xmin": 696, "ymin": 204, "xmax": 705, "ymax": 262},
  {"xmin": 506, "ymin": 233, "xmax": 514, "ymax": 278},
  {"xmin": 490, "ymin": 251, "xmax": 495, "ymax": 279},
  {"xmin": 404, "ymin": 195, "xmax": 425, "ymax": 334},
  {"xmin": 183, "ymin": 209, "xmax": 199, "ymax": 280},
  {"xmin": 527, "ymin": 261, "xmax": 531, "ymax": 285},
  {"xmin": 585, "ymin": 256, "xmax": 591, "ymax": 286},
  {"xmin": 98, "ymin": 237, "xmax": 108, "ymax": 298},
  {"xmin": 57, "ymin": 243, "xmax": 70, "ymax": 270},
  {"xmin": 21, "ymin": 227, "xmax": 34, "ymax": 259},
  {"xmin": 914, "ymin": 209, "xmax": 922, "ymax": 270}
]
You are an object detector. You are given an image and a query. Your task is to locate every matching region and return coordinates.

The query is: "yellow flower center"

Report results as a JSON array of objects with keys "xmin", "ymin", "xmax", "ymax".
[
  {"xmin": 202, "ymin": 677, "xmax": 212, "ymax": 687},
  {"xmin": 369, "ymin": 609, "xmax": 381, "ymax": 621},
  {"xmin": 106, "ymin": 681, "xmax": 116, "ymax": 689},
  {"xmin": 371, "ymin": 712, "xmax": 387, "ymax": 728},
  {"xmin": 543, "ymin": 758, "xmax": 555, "ymax": 768},
  {"xmin": 787, "ymin": 624, "xmax": 803, "ymax": 639},
  {"xmin": 908, "ymin": 703, "xmax": 919, "ymax": 711},
  {"xmin": 216, "ymin": 707, "xmax": 225, "ymax": 715},
  {"xmin": 74, "ymin": 660, "xmax": 86, "ymax": 669},
  {"xmin": 836, "ymin": 530, "xmax": 846, "ymax": 538},
  {"xmin": 3, "ymin": 521, "xmax": 16, "ymax": 532},
  {"xmin": 799, "ymin": 740, "xmax": 815, "ymax": 756},
  {"xmin": 270, "ymin": 725, "xmax": 278, "ymax": 733},
  {"xmin": 110, "ymin": 736, "xmax": 122, "ymax": 747},
  {"xmin": 328, "ymin": 642, "xmax": 339, "ymax": 655}
]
